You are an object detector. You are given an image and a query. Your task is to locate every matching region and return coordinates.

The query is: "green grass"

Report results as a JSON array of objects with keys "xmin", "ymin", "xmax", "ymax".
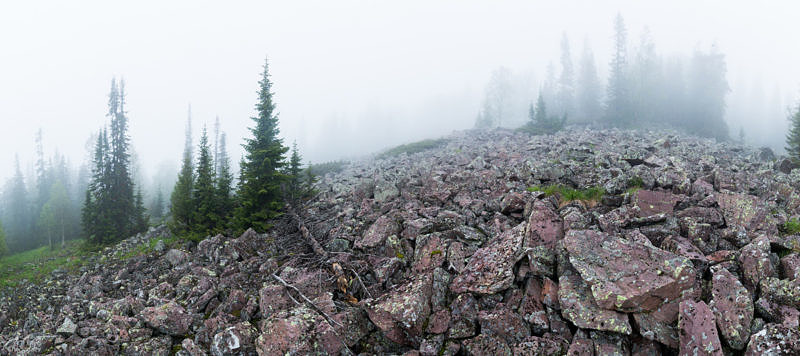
[
  {"xmin": 378, "ymin": 138, "xmax": 448, "ymax": 159},
  {"xmin": 0, "ymin": 240, "xmax": 88, "ymax": 288},
  {"xmin": 308, "ymin": 160, "xmax": 350, "ymax": 177},
  {"xmin": 781, "ymin": 218, "xmax": 800, "ymax": 236},
  {"xmin": 527, "ymin": 184, "xmax": 605, "ymax": 202}
]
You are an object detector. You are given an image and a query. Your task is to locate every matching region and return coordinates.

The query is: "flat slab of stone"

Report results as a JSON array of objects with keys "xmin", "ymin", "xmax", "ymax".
[
  {"xmin": 564, "ymin": 230, "xmax": 695, "ymax": 313},
  {"xmin": 710, "ymin": 268, "xmax": 753, "ymax": 350},
  {"xmin": 634, "ymin": 190, "xmax": 679, "ymax": 217},
  {"xmin": 716, "ymin": 192, "xmax": 767, "ymax": 230},
  {"xmin": 678, "ymin": 300, "xmax": 723, "ymax": 356},
  {"xmin": 450, "ymin": 223, "xmax": 525, "ymax": 295},
  {"xmin": 525, "ymin": 200, "xmax": 564, "ymax": 248}
]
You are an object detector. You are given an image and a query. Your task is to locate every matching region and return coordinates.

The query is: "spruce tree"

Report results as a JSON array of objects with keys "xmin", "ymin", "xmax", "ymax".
[
  {"xmin": 108, "ymin": 79, "xmax": 139, "ymax": 239},
  {"xmin": 193, "ymin": 126, "xmax": 219, "ymax": 236},
  {"xmin": 133, "ymin": 188, "xmax": 149, "ymax": 234},
  {"xmin": 82, "ymin": 78, "xmax": 144, "ymax": 244},
  {"xmin": 170, "ymin": 107, "xmax": 195, "ymax": 233},
  {"xmin": 83, "ymin": 129, "xmax": 113, "ymax": 245},
  {"xmin": 576, "ymin": 39, "xmax": 602, "ymax": 123},
  {"xmin": 523, "ymin": 92, "xmax": 566, "ymax": 135},
  {"xmin": 557, "ymin": 32, "xmax": 575, "ymax": 117},
  {"xmin": 605, "ymin": 13, "xmax": 632, "ymax": 127},
  {"xmin": 786, "ymin": 104, "xmax": 800, "ymax": 162},
  {"xmin": 286, "ymin": 141, "xmax": 303, "ymax": 202},
  {"xmin": 215, "ymin": 132, "xmax": 234, "ymax": 226},
  {"xmin": 235, "ymin": 57, "xmax": 289, "ymax": 232}
]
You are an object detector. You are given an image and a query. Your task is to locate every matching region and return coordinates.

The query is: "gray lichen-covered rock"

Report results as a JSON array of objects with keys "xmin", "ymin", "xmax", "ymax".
[
  {"xmin": 558, "ymin": 271, "xmax": 632, "ymax": 334},
  {"xmin": 745, "ymin": 323, "xmax": 800, "ymax": 356},
  {"xmin": 138, "ymin": 301, "xmax": 193, "ymax": 336},
  {"xmin": 450, "ymin": 223, "xmax": 525, "ymax": 295},
  {"xmin": 709, "ymin": 268, "xmax": 753, "ymax": 350},
  {"xmin": 365, "ymin": 273, "xmax": 432, "ymax": 345},
  {"xmin": 564, "ymin": 229, "xmax": 695, "ymax": 313}
]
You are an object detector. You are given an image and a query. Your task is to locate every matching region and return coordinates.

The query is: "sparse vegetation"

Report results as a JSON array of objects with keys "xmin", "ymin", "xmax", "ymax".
[
  {"xmin": 626, "ymin": 176, "xmax": 644, "ymax": 194},
  {"xmin": 527, "ymin": 184, "xmax": 605, "ymax": 203},
  {"xmin": 308, "ymin": 160, "xmax": 350, "ymax": 177},
  {"xmin": 781, "ymin": 218, "xmax": 800, "ymax": 236},
  {"xmin": 378, "ymin": 138, "xmax": 448, "ymax": 159},
  {"xmin": 116, "ymin": 235, "xmax": 180, "ymax": 260}
]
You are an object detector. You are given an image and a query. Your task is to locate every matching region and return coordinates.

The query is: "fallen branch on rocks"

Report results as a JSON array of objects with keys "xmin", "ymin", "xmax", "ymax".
[
  {"xmin": 285, "ymin": 203, "xmax": 328, "ymax": 258},
  {"xmin": 271, "ymin": 272, "xmax": 352, "ymax": 354},
  {"xmin": 349, "ymin": 267, "xmax": 373, "ymax": 299},
  {"xmin": 271, "ymin": 273, "xmax": 342, "ymax": 328}
]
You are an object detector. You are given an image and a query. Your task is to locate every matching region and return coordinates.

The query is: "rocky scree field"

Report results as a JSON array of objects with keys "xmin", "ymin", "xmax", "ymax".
[{"xmin": 1, "ymin": 127, "xmax": 800, "ymax": 355}]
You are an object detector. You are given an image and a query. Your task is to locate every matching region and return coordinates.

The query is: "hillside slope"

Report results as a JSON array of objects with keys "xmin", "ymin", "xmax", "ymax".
[{"xmin": 2, "ymin": 128, "xmax": 800, "ymax": 355}]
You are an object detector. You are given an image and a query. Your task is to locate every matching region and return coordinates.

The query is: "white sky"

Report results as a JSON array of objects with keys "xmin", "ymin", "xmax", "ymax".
[{"xmin": 1, "ymin": 1, "xmax": 799, "ymax": 183}]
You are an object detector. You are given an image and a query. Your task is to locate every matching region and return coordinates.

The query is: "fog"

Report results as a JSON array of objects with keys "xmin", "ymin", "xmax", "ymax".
[{"xmin": 1, "ymin": 0, "xmax": 799, "ymax": 186}]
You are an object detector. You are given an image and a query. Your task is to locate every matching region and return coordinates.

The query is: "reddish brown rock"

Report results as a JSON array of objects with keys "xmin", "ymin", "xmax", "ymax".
[
  {"xmin": 558, "ymin": 272, "xmax": 632, "ymax": 334},
  {"xmin": 591, "ymin": 331, "xmax": 630, "ymax": 356},
  {"xmin": 500, "ymin": 191, "xmax": 527, "ymax": 214},
  {"xmin": 365, "ymin": 274, "xmax": 432, "ymax": 344},
  {"xmin": 258, "ymin": 284, "xmax": 291, "ymax": 318},
  {"xmin": 462, "ymin": 334, "xmax": 512, "ymax": 356},
  {"xmin": 450, "ymin": 223, "xmax": 525, "ymax": 295},
  {"xmin": 709, "ymin": 268, "xmax": 752, "ymax": 350},
  {"xmin": 564, "ymin": 230, "xmax": 695, "ymax": 313},
  {"xmin": 447, "ymin": 293, "xmax": 478, "ymax": 339},
  {"xmin": 781, "ymin": 253, "xmax": 800, "ymax": 280},
  {"xmin": 138, "ymin": 301, "xmax": 193, "ymax": 336},
  {"xmin": 738, "ymin": 235, "xmax": 775, "ymax": 291},
  {"xmin": 633, "ymin": 298, "xmax": 681, "ymax": 348},
  {"xmin": 425, "ymin": 310, "xmax": 450, "ymax": 334},
  {"xmin": 759, "ymin": 277, "xmax": 800, "ymax": 308},
  {"xmin": 716, "ymin": 192, "xmax": 767, "ymax": 230},
  {"xmin": 477, "ymin": 305, "xmax": 530, "ymax": 344},
  {"xmin": 678, "ymin": 300, "xmax": 723, "ymax": 356},
  {"xmin": 566, "ymin": 330, "xmax": 593, "ymax": 356},
  {"xmin": 520, "ymin": 278, "xmax": 549, "ymax": 332},
  {"xmin": 255, "ymin": 307, "xmax": 316, "ymax": 355},
  {"xmin": 412, "ymin": 233, "xmax": 447, "ymax": 273},
  {"xmin": 356, "ymin": 215, "xmax": 401, "ymax": 250},
  {"xmin": 634, "ymin": 189, "xmax": 679, "ymax": 217},
  {"xmin": 676, "ymin": 207, "xmax": 725, "ymax": 227},
  {"xmin": 745, "ymin": 323, "xmax": 800, "ymax": 356},
  {"xmin": 525, "ymin": 200, "xmax": 564, "ymax": 248},
  {"xmin": 513, "ymin": 336, "xmax": 568, "ymax": 355}
]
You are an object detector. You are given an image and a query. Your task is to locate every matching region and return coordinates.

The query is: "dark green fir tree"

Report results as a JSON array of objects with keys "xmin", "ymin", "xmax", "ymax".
[{"xmin": 234, "ymin": 57, "xmax": 289, "ymax": 232}]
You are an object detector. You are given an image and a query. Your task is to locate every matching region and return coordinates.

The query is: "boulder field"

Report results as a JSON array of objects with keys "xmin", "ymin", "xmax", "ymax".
[{"xmin": 1, "ymin": 128, "xmax": 800, "ymax": 355}]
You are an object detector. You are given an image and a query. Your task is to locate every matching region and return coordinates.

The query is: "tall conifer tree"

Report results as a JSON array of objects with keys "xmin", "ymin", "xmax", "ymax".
[
  {"xmin": 170, "ymin": 107, "xmax": 195, "ymax": 233},
  {"xmin": 235, "ymin": 57, "xmax": 289, "ymax": 232},
  {"xmin": 193, "ymin": 126, "xmax": 219, "ymax": 235}
]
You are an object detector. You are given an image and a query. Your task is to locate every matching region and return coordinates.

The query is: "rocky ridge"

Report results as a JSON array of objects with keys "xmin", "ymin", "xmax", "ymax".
[{"xmin": 1, "ymin": 127, "xmax": 800, "ymax": 355}]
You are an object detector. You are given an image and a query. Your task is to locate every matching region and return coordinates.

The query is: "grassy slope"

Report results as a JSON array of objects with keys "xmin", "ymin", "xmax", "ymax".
[{"xmin": 0, "ymin": 240, "xmax": 88, "ymax": 288}]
